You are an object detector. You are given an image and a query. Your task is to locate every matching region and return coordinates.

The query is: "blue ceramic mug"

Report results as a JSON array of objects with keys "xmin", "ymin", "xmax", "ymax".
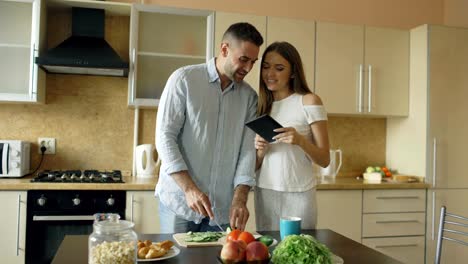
[{"xmin": 280, "ymin": 216, "xmax": 302, "ymax": 240}]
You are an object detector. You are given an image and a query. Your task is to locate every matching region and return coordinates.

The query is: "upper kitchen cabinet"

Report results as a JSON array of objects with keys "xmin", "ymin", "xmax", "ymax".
[
  {"xmin": 266, "ymin": 17, "xmax": 315, "ymax": 89},
  {"xmin": 315, "ymin": 22, "xmax": 409, "ymax": 116},
  {"xmin": 0, "ymin": 0, "xmax": 46, "ymax": 103},
  {"xmin": 128, "ymin": 5, "xmax": 213, "ymax": 108},
  {"xmin": 214, "ymin": 12, "xmax": 266, "ymax": 92},
  {"xmin": 427, "ymin": 25, "xmax": 468, "ymax": 189}
]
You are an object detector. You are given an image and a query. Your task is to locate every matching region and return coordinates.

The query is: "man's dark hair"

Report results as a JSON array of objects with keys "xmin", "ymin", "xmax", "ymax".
[{"xmin": 222, "ymin": 22, "xmax": 264, "ymax": 47}]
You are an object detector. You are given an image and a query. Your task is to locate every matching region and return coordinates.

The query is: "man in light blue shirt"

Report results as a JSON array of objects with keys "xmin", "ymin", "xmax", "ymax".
[{"xmin": 155, "ymin": 23, "xmax": 264, "ymax": 233}]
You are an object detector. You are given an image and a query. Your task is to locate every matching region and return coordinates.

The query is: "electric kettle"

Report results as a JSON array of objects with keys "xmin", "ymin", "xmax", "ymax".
[
  {"xmin": 135, "ymin": 144, "xmax": 158, "ymax": 178},
  {"xmin": 320, "ymin": 149, "xmax": 342, "ymax": 178}
]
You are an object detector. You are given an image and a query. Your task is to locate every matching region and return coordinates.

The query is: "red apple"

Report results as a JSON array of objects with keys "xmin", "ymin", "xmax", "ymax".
[
  {"xmin": 245, "ymin": 241, "xmax": 269, "ymax": 261},
  {"xmin": 220, "ymin": 240, "xmax": 246, "ymax": 263}
]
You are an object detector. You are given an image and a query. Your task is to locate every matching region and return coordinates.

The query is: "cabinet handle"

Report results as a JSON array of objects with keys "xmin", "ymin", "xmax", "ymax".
[
  {"xmin": 368, "ymin": 64, "xmax": 372, "ymax": 113},
  {"xmin": 375, "ymin": 243, "xmax": 418, "ymax": 249},
  {"xmin": 358, "ymin": 64, "xmax": 364, "ymax": 112},
  {"xmin": 131, "ymin": 48, "xmax": 136, "ymax": 103},
  {"xmin": 16, "ymin": 194, "xmax": 21, "ymax": 256},
  {"xmin": 432, "ymin": 191, "xmax": 436, "ymax": 240},
  {"xmin": 376, "ymin": 196, "xmax": 420, "ymax": 199},
  {"xmin": 131, "ymin": 194, "xmax": 135, "ymax": 222},
  {"xmin": 30, "ymin": 43, "xmax": 36, "ymax": 100},
  {"xmin": 433, "ymin": 138, "xmax": 437, "ymax": 187},
  {"xmin": 375, "ymin": 220, "xmax": 419, "ymax": 224}
]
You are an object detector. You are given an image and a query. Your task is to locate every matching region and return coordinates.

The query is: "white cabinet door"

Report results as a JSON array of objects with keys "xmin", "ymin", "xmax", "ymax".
[
  {"xmin": 315, "ymin": 22, "xmax": 364, "ymax": 115},
  {"xmin": 316, "ymin": 190, "xmax": 362, "ymax": 242},
  {"xmin": 315, "ymin": 22, "xmax": 409, "ymax": 116},
  {"xmin": 0, "ymin": 0, "xmax": 45, "ymax": 103},
  {"xmin": 266, "ymin": 16, "xmax": 315, "ymax": 90},
  {"xmin": 0, "ymin": 191, "xmax": 27, "ymax": 264},
  {"xmin": 427, "ymin": 25, "xmax": 468, "ymax": 189},
  {"xmin": 126, "ymin": 191, "xmax": 160, "ymax": 234},
  {"xmin": 426, "ymin": 190, "xmax": 468, "ymax": 264},
  {"xmin": 128, "ymin": 5, "xmax": 214, "ymax": 108},
  {"xmin": 214, "ymin": 12, "xmax": 266, "ymax": 92},
  {"xmin": 365, "ymin": 26, "xmax": 409, "ymax": 116}
]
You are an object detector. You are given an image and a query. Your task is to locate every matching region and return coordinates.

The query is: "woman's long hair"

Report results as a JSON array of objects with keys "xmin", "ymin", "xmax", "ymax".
[{"xmin": 257, "ymin": 41, "xmax": 312, "ymax": 116}]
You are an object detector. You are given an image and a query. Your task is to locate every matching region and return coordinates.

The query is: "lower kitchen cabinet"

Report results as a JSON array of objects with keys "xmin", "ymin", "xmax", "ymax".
[
  {"xmin": 362, "ymin": 236, "xmax": 425, "ymax": 264},
  {"xmin": 316, "ymin": 190, "xmax": 362, "ymax": 242},
  {"xmin": 126, "ymin": 191, "xmax": 160, "ymax": 234},
  {"xmin": 362, "ymin": 189, "xmax": 426, "ymax": 264},
  {"xmin": 0, "ymin": 191, "xmax": 27, "ymax": 264}
]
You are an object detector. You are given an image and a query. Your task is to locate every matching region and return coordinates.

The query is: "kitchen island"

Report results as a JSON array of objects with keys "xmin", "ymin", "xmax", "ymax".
[{"xmin": 51, "ymin": 229, "xmax": 402, "ymax": 264}]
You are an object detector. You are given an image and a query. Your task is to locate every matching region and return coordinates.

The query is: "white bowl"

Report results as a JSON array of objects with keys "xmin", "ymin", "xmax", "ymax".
[{"xmin": 363, "ymin": 172, "xmax": 382, "ymax": 183}]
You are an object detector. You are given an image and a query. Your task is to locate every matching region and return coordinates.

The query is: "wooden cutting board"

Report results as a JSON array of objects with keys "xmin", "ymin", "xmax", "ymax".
[{"xmin": 172, "ymin": 233, "xmax": 224, "ymax": 247}]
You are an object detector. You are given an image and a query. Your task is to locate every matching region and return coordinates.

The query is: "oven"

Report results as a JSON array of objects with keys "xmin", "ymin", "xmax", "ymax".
[{"xmin": 26, "ymin": 170, "xmax": 126, "ymax": 264}]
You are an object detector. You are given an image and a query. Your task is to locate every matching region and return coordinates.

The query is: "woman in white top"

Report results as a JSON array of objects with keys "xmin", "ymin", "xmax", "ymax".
[{"xmin": 254, "ymin": 41, "xmax": 330, "ymax": 231}]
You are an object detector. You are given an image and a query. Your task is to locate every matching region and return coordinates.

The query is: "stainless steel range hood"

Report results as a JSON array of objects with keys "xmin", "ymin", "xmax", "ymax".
[{"xmin": 35, "ymin": 7, "xmax": 128, "ymax": 77}]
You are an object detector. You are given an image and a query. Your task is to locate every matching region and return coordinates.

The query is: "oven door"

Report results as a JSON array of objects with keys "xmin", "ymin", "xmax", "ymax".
[{"xmin": 26, "ymin": 213, "xmax": 95, "ymax": 264}]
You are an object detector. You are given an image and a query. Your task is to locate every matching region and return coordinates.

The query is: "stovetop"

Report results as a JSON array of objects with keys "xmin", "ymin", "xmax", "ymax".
[{"xmin": 30, "ymin": 170, "xmax": 124, "ymax": 183}]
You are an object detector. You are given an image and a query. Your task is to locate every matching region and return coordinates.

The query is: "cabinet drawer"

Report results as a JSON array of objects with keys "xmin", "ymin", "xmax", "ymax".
[
  {"xmin": 362, "ymin": 213, "xmax": 425, "ymax": 237},
  {"xmin": 363, "ymin": 189, "xmax": 426, "ymax": 213},
  {"xmin": 362, "ymin": 236, "xmax": 425, "ymax": 264}
]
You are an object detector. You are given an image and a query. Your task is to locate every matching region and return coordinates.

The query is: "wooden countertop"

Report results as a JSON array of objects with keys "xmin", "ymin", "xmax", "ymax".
[
  {"xmin": 316, "ymin": 176, "xmax": 430, "ymax": 190},
  {"xmin": 0, "ymin": 175, "xmax": 158, "ymax": 190},
  {"xmin": 0, "ymin": 174, "xmax": 429, "ymax": 191}
]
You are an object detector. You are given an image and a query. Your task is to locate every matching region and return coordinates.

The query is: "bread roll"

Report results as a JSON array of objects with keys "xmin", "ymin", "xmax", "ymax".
[
  {"xmin": 138, "ymin": 247, "xmax": 149, "ymax": 259},
  {"xmin": 146, "ymin": 248, "xmax": 166, "ymax": 258}
]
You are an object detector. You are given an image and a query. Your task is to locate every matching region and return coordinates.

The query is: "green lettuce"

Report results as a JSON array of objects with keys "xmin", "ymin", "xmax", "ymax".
[{"xmin": 271, "ymin": 234, "xmax": 332, "ymax": 264}]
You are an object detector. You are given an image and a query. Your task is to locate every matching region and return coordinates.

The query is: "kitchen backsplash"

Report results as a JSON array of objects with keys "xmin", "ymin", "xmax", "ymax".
[
  {"xmin": 0, "ymin": 13, "xmax": 385, "ymax": 176},
  {"xmin": 0, "ymin": 73, "xmax": 385, "ymax": 175}
]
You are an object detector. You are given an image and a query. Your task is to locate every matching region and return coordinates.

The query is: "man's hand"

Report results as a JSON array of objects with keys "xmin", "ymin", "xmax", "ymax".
[
  {"xmin": 230, "ymin": 185, "xmax": 251, "ymax": 230},
  {"xmin": 171, "ymin": 170, "xmax": 214, "ymax": 219}
]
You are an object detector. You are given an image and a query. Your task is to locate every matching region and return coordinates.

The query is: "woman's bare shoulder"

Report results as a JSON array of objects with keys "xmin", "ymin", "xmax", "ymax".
[{"xmin": 302, "ymin": 93, "xmax": 323, "ymax": 106}]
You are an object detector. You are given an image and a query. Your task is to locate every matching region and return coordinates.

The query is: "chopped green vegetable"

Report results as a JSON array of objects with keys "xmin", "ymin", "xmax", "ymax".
[
  {"xmin": 184, "ymin": 231, "xmax": 224, "ymax": 242},
  {"xmin": 257, "ymin": 235, "xmax": 274, "ymax": 246},
  {"xmin": 272, "ymin": 234, "xmax": 332, "ymax": 264}
]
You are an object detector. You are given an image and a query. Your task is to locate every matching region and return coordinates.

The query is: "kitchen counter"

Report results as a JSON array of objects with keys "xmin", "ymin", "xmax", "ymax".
[
  {"xmin": 317, "ymin": 176, "xmax": 430, "ymax": 190},
  {"xmin": 52, "ymin": 230, "xmax": 401, "ymax": 264},
  {"xmin": 0, "ymin": 175, "xmax": 158, "ymax": 190},
  {"xmin": 0, "ymin": 174, "xmax": 429, "ymax": 190}
]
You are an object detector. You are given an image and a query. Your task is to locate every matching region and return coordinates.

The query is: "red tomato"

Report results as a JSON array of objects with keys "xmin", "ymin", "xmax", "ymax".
[
  {"xmin": 227, "ymin": 229, "xmax": 242, "ymax": 242},
  {"xmin": 238, "ymin": 231, "xmax": 256, "ymax": 245},
  {"xmin": 385, "ymin": 171, "xmax": 392, "ymax": 177}
]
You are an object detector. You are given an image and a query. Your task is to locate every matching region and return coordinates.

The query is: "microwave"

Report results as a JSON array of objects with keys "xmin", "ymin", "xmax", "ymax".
[{"xmin": 0, "ymin": 140, "xmax": 30, "ymax": 177}]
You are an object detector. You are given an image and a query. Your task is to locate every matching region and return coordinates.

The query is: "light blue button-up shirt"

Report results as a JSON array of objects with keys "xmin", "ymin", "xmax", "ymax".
[{"xmin": 155, "ymin": 58, "xmax": 257, "ymax": 225}]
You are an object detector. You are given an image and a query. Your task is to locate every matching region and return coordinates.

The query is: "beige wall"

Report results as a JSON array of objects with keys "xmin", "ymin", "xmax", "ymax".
[
  {"xmin": 1, "ymin": 0, "xmax": 454, "ymax": 174},
  {"xmin": 444, "ymin": 0, "xmax": 468, "ymax": 27},
  {"xmin": 139, "ymin": 0, "xmax": 444, "ymax": 29}
]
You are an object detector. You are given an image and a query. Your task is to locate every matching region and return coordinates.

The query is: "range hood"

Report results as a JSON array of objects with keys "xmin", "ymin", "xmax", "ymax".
[{"xmin": 36, "ymin": 7, "xmax": 128, "ymax": 77}]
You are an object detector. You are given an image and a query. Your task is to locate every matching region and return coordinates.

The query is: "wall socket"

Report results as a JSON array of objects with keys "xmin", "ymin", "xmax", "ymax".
[{"xmin": 38, "ymin": 138, "xmax": 56, "ymax": 154}]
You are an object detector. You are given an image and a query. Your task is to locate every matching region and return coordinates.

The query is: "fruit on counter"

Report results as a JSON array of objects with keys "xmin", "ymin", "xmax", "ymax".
[
  {"xmin": 238, "ymin": 231, "xmax": 256, "ymax": 245},
  {"xmin": 221, "ymin": 230, "xmax": 270, "ymax": 263},
  {"xmin": 365, "ymin": 166, "xmax": 393, "ymax": 177},
  {"xmin": 245, "ymin": 241, "xmax": 269, "ymax": 262},
  {"xmin": 227, "ymin": 229, "xmax": 242, "ymax": 242},
  {"xmin": 257, "ymin": 235, "xmax": 274, "ymax": 246},
  {"xmin": 220, "ymin": 240, "xmax": 247, "ymax": 263}
]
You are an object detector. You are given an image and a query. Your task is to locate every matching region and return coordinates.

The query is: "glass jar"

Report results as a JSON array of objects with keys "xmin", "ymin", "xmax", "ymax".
[{"xmin": 89, "ymin": 213, "xmax": 137, "ymax": 264}]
